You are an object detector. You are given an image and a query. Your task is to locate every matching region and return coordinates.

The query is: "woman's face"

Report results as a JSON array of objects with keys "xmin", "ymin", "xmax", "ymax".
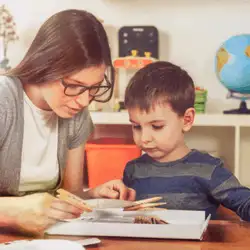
[{"xmin": 41, "ymin": 64, "xmax": 107, "ymax": 118}]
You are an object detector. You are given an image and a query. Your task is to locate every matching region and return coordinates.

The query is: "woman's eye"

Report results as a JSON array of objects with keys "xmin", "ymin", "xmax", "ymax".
[
  {"xmin": 152, "ymin": 125, "xmax": 164, "ymax": 130},
  {"xmin": 69, "ymin": 85, "xmax": 82, "ymax": 89}
]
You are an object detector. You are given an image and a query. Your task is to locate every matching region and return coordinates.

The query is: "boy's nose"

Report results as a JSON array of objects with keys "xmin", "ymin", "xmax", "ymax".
[{"xmin": 141, "ymin": 130, "xmax": 152, "ymax": 144}]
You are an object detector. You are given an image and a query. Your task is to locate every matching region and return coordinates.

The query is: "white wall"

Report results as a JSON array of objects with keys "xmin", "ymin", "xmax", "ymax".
[{"xmin": 2, "ymin": 0, "xmax": 250, "ymax": 113}]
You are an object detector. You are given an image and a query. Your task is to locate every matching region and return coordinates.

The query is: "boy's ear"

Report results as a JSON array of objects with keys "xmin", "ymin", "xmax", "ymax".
[{"xmin": 182, "ymin": 108, "xmax": 195, "ymax": 132}]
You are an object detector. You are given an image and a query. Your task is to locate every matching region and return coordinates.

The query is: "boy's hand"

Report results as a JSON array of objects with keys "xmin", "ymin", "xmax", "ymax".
[{"xmin": 86, "ymin": 179, "xmax": 136, "ymax": 201}]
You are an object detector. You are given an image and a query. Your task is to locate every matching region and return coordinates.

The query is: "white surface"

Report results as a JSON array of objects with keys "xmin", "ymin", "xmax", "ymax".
[
  {"xmin": 46, "ymin": 210, "xmax": 210, "ymax": 240},
  {"xmin": 0, "ymin": 240, "xmax": 84, "ymax": 250},
  {"xmin": 76, "ymin": 238, "xmax": 101, "ymax": 247},
  {"xmin": 90, "ymin": 112, "xmax": 250, "ymax": 126}
]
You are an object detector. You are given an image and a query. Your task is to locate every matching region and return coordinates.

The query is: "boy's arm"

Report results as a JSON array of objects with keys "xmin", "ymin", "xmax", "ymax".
[
  {"xmin": 209, "ymin": 162, "xmax": 250, "ymax": 221},
  {"xmin": 122, "ymin": 162, "xmax": 135, "ymax": 187}
]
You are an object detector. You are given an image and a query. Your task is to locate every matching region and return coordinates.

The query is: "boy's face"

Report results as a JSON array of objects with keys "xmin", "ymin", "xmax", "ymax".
[{"xmin": 128, "ymin": 103, "xmax": 195, "ymax": 162}]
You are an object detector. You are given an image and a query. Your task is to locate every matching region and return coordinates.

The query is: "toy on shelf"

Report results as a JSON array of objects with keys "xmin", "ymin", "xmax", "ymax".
[
  {"xmin": 118, "ymin": 26, "xmax": 159, "ymax": 59},
  {"xmin": 215, "ymin": 34, "xmax": 250, "ymax": 114},
  {"xmin": 113, "ymin": 50, "xmax": 157, "ymax": 70},
  {"xmin": 113, "ymin": 50, "xmax": 158, "ymax": 112},
  {"xmin": 111, "ymin": 25, "xmax": 159, "ymax": 112},
  {"xmin": 194, "ymin": 86, "xmax": 208, "ymax": 114}
]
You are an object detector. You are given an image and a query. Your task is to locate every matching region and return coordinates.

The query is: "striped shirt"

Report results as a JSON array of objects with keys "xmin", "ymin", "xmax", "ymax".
[{"xmin": 123, "ymin": 149, "xmax": 250, "ymax": 220}]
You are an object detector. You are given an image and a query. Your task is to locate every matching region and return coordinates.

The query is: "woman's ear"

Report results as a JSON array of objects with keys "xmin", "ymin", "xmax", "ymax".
[{"xmin": 182, "ymin": 108, "xmax": 195, "ymax": 132}]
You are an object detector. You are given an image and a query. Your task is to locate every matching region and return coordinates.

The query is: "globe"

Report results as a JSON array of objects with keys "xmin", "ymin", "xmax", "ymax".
[{"xmin": 215, "ymin": 34, "xmax": 250, "ymax": 114}]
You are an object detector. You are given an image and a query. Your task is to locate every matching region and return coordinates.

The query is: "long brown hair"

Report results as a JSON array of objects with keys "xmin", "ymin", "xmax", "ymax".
[{"xmin": 6, "ymin": 9, "xmax": 115, "ymax": 101}]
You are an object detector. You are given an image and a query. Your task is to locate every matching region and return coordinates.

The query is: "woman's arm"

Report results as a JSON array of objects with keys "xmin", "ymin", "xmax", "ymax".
[
  {"xmin": 0, "ymin": 193, "xmax": 84, "ymax": 234},
  {"xmin": 0, "ymin": 197, "xmax": 19, "ymax": 227},
  {"xmin": 62, "ymin": 142, "xmax": 88, "ymax": 197}
]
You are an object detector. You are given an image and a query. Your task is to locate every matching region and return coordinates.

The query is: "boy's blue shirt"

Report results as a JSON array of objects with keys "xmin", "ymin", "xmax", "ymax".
[{"xmin": 123, "ymin": 149, "xmax": 250, "ymax": 220}]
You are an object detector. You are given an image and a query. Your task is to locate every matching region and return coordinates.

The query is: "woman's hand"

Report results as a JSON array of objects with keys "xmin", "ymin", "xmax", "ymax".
[
  {"xmin": 12, "ymin": 193, "xmax": 84, "ymax": 235},
  {"xmin": 86, "ymin": 179, "xmax": 136, "ymax": 201}
]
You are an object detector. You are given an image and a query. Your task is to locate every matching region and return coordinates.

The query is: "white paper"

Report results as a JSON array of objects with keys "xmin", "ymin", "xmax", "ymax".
[
  {"xmin": 0, "ymin": 240, "xmax": 84, "ymax": 250},
  {"xmin": 63, "ymin": 199, "xmax": 136, "ymax": 222},
  {"xmin": 76, "ymin": 238, "xmax": 101, "ymax": 246}
]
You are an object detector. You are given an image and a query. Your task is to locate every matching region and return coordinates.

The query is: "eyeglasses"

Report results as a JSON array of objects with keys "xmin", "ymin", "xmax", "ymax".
[{"xmin": 61, "ymin": 75, "xmax": 112, "ymax": 102}]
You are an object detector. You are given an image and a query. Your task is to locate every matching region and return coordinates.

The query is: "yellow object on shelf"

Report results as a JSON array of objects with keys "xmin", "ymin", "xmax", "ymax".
[
  {"xmin": 144, "ymin": 51, "xmax": 152, "ymax": 58},
  {"xmin": 131, "ymin": 50, "xmax": 138, "ymax": 57}
]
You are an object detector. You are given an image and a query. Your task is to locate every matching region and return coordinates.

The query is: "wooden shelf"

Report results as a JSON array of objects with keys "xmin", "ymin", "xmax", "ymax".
[{"xmin": 90, "ymin": 112, "xmax": 250, "ymax": 126}]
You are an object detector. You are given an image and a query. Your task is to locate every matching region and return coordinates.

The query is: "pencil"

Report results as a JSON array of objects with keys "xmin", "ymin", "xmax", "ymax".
[
  {"xmin": 56, "ymin": 189, "xmax": 93, "ymax": 212},
  {"xmin": 124, "ymin": 202, "xmax": 167, "ymax": 211}
]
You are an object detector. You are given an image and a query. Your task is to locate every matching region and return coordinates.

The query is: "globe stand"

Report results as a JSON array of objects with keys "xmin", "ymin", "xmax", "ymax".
[
  {"xmin": 224, "ymin": 100, "xmax": 250, "ymax": 114},
  {"xmin": 223, "ymin": 91, "xmax": 250, "ymax": 114}
]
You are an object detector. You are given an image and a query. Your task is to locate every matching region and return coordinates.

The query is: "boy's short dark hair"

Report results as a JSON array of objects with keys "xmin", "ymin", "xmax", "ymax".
[{"xmin": 124, "ymin": 61, "xmax": 195, "ymax": 116}]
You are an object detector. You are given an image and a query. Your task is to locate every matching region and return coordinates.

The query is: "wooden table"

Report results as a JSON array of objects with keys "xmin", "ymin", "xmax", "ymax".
[{"xmin": 0, "ymin": 220, "xmax": 250, "ymax": 250}]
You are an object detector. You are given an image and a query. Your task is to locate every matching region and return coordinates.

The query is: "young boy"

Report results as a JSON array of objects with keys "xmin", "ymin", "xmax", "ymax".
[{"xmin": 123, "ymin": 61, "xmax": 250, "ymax": 220}]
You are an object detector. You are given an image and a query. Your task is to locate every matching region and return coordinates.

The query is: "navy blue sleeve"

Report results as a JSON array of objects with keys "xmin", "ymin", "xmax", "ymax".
[
  {"xmin": 122, "ymin": 162, "xmax": 135, "ymax": 188},
  {"xmin": 209, "ymin": 162, "xmax": 250, "ymax": 221}
]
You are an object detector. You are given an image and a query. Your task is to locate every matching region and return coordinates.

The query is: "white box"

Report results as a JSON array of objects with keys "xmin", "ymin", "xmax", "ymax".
[{"xmin": 46, "ymin": 209, "xmax": 210, "ymax": 241}]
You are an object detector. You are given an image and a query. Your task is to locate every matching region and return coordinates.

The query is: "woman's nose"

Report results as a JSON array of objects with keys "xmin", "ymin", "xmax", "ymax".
[{"xmin": 75, "ymin": 90, "xmax": 90, "ymax": 107}]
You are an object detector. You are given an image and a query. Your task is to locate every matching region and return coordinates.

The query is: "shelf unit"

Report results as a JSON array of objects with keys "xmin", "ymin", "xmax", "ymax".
[{"xmin": 90, "ymin": 112, "xmax": 250, "ymax": 187}]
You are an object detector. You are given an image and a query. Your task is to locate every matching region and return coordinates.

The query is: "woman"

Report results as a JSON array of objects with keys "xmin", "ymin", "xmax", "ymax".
[{"xmin": 0, "ymin": 9, "xmax": 135, "ymax": 234}]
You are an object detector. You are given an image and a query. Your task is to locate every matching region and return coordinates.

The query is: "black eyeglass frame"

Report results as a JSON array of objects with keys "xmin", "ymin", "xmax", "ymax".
[{"xmin": 61, "ymin": 66, "xmax": 115, "ymax": 103}]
